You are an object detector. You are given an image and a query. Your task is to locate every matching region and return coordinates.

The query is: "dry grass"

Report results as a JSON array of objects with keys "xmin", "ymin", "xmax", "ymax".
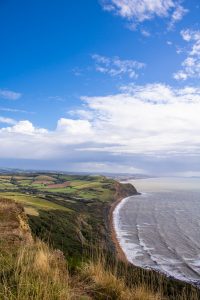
[
  {"xmin": 0, "ymin": 240, "xmax": 165, "ymax": 300},
  {"xmin": 1, "ymin": 241, "xmax": 200, "ymax": 300},
  {"xmin": 80, "ymin": 258, "xmax": 164, "ymax": 300},
  {"xmin": 1, "ymin": 198, "xmax": 200, "ymax": 300},
  {"xmin": 0, "ymin": 241, "xmax": 73, "ymax": 300}
]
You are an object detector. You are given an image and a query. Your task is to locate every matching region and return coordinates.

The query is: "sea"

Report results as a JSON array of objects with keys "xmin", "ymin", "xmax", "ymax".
[{"xmin": 114, "ymin": 177, "xmax": 200, "ymax": 284}]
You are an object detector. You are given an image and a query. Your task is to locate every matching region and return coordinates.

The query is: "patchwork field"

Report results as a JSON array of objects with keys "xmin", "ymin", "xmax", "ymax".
[
  {"xmin": 0, "ymin": 172, "xmax": 127, "ymax": 266},
  {"xmin": 0, "ymin": 172, "xmax": 199, "ymax": 299}
]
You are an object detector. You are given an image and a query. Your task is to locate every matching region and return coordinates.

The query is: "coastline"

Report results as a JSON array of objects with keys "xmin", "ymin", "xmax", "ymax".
[
  {"xmin": 109, "ymin": 195, "xmax": 130, "ymax": 263},
  {"xmin": 108, "ymin": 181, "xmax": 139, "ymax": 262},
  {"xmin": 109, "ymin": 189, "xmax": 200, "ymax": 290}
]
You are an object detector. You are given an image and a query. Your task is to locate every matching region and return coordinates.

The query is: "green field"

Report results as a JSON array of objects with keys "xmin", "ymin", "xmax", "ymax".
[
  {"xmin": 0, "ymin": 173, "xmax": 124, "ymax": 265},
  {"xmin": 0, "ymin": 172, "xmax": 199, "ymax": 299}
]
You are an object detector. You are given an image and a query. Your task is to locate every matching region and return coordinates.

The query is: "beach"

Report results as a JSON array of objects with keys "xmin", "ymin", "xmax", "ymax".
[
  {"xmin": 109, "ymin": 195, "xmax": 128, "ymax": 262},
  {"xmin": 112, "ymin": 178, "xmax": 200, "ymax": 285}
]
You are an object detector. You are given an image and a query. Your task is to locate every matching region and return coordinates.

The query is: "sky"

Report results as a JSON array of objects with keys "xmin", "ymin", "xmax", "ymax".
[{"xmin": 0, "ymin": 0, "xmax": 200, "ymax": 176}]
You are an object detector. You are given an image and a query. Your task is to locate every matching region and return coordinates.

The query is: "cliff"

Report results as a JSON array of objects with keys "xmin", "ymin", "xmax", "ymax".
[
  {"xmin": 0, "ymin": 198, "xmax": 32, "ymax": 253},
  {"xmin": 0, "ymin": 173, "xmax": 200, "ymax": 299}
]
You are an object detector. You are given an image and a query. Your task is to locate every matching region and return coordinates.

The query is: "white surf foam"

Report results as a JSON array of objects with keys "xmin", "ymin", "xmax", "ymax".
[
  {"xmin": 113, "ymin": 196, "xmax": 144, "ymax": 262},
  {"xmin": 113, "ymin": 191, "xmax": 200, "ymax": 284}
]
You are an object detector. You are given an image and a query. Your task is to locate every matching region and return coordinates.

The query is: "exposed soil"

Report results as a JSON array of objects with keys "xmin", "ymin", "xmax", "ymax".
[{"xmin": 0, "ymin": 198, "xmax": 33, "ymax": 252}]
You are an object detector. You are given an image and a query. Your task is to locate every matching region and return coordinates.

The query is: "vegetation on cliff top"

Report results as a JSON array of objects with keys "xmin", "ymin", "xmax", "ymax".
[
  {"xmin": 0, "ymin": 197, "xmax": 162, "ymax": 300},
  {"xmin": 0, "ymin": 172, "xmax": 200, "ymax": 299}
]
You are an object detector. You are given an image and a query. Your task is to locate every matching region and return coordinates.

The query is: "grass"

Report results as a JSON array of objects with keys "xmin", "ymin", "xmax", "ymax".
[
  {"xmin": 42, "ymin": 187, "xmax": 77, "ymax": 193},
  {"xmin": 0, "ymin": 235, "xmax": 166, "ymax": 300},
  {"xmin": 0, "ymin": 192, "xmax": 71, "ymax": 213},
  {"xmin": 0, "ymin": 173, "xmax": 200, "ymax": 299},
  {"xmin": 80, "ymin": 258, "xmax": 164, "ymax": 300},
  {"xmin": 0, "ymin": 195, "xmax": 163, "ymax": 299},
  {"xmin": 0, "ymin": 241, "xmax": 73, "ymax": 300},
  {"xmin": 1, "ymin": 240, "xmax": 200, "ymax": 300}
]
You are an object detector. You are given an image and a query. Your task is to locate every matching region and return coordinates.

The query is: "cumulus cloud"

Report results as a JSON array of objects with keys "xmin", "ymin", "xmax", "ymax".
[
  {"xmin": 174, "ymin": 29, "xmax": 200, "ymax": 80},
  {"xmin": 1, "ymin": 120, "xmax": 48, "ymax": 135},
  {"xmin": 0, "ymin": 118, "xmax": 95, "ymax": 160},
  {"xmin": 1, "ymin": 83, "xmax": 200, "ymax": 170},
  {"xmin": 92, "ymin": 54, "xmax": 145, "ymax": 79},
  {"xmin": 100, "ymin": 0, "xmax": 187, "ymax": 28},
  {"xmin": 0, "ymin": 89, "xmax": 22, "ymax": 100}
]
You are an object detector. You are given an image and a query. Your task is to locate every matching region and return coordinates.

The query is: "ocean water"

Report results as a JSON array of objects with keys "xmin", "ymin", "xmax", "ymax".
[{"xmin": 114, "ymin": 177, "xmax": 200, "ymax": 284}]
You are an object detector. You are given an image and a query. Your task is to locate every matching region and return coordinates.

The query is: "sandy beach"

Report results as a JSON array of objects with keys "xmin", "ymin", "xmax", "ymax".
[{"xmin": 109, "ymin": 195, "xmax": 128, "ymax": 263}]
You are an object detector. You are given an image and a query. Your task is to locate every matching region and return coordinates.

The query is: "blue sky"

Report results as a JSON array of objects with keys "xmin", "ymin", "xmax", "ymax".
[{"xmin": 1, "ymin": 0, "xmax": 200, "ymax": 176}]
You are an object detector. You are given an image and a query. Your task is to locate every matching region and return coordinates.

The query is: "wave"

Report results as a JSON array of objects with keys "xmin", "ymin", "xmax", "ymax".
[{"xmin": 113, "ymin": 191, "xmax": 200, "ymax": 284}]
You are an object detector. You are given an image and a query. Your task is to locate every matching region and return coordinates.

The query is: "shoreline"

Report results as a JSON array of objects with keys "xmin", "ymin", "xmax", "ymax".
[
  {"xmin": 109, "ymin": 192, "xmax": 200, "ymax": 290},
  {"xmin": 109, "ymin": 195, "xmax": 130, "ymax": 263}
]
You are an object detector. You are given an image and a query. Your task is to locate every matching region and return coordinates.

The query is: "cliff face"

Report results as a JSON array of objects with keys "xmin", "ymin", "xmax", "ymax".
[
  {"xmin": 103, "ymin": 181, "xmax": 138, "ymax": 255},
  {"xmin": 114, "ymin": 181, "xmax": 138, "ymax": 200},
  {"xmin": 0, "ymin": 198, "xmax": 33, "ymax": 255}
]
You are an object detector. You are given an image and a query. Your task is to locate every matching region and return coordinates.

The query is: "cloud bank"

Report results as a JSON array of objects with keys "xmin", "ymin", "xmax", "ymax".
[{"xmin": 1, "ymin": 83, "xmax": 200, "ymax": 173}]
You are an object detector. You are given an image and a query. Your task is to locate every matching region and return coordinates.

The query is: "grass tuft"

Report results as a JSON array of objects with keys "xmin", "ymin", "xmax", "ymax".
[
  {"xmin": 80, "ymin": 258, "xmax": 164, "ymax": 300},
  {"xmin": 0, "ymin": 241, "xmax": 72, "ymax": 300}
]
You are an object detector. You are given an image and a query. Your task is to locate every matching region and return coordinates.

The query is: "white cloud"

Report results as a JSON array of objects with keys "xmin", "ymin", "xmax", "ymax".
[
  {"xmin": 0, "ymin": 107, "xmax": 30, "ymax": 113},
  {"xmin": 92, "ymin": 54, "xmax": 145, "ymax": 79},
  {"xmin": 169, "ymin": 4, "xmax": 187, "ymax": 28},
  {"xmin": 174, "ymin": 29, "xmax": 200, "ymax": 80},
  {"xmin": 0, "ymin": 89, "xmax": 22, "ymax": 100},
  {"xmin": 100, "ymin": 0, "xmax": 187, "ymax": 28},
  {"xmin": 79, "ymin": 84, "xmax": 200, "ymax": 158},
  {"xmin": 0, "ymin": 116, "xmax": 16, "ymax": 125},
  {"xmin": 1, "ymin": 83, "xmax": 200, "ymax": 166},
  {"xmin": 56, "ymin": 118, "xmax": 93, "ymax": 136},
  {"xmin": 141, "ymin": 29, "xmax": 151, "ymax": 37},
  {"xmin": 167, "ymin": 41, "xmax": 172, "ymax": 45},
  {"xmin": 0, "ymin": 118, "xmax": 95, "ymax": 159},
  {"xmin": 1, "ymin": 120, "xmax": 48, "ymax": 135}
]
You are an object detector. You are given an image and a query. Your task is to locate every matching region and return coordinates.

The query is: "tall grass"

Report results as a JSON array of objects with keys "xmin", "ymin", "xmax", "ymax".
[
  {"xmin": 0, "ymin": 241, "xmax": 73, "ymax": 300},
  {"xmin": 80, "ymin": 256, "xmax": 164, "ymax": 300},
  {"xmin": 79, "ymin": 248, "xmax": 200, "ymax": 300},
  {"xmin": 0, "ymin": 240, "xmax": 165, "ymax": 300},
  {"xmin": 0, "ymin": 240, "xmax": 200, "ymax": 299}
]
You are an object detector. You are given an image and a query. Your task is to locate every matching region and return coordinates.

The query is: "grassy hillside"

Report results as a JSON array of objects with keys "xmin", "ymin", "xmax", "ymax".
[
  {"xmin": 0, "ymin": 172, "xmax": 200, "ymax": 299},
  {"xmin": 0, "ymin": 197, "xmax": 162, "ymax": 300},
  {"xmin": 0, "ymin": 173, "xmax": 137, "ymax": 267}
]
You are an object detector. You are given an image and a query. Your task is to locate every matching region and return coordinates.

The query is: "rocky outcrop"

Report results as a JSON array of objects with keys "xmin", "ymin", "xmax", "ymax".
[{"xmin": 114, "ymin": 181, "xmax": 138, "ymax": 200}]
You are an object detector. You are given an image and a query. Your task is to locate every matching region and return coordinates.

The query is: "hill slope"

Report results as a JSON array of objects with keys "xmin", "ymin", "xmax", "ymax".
[
  {"xmin": 0, "ymin": 173, "xmax": 200, "ymax": 299},
  {"xmin": 0, "ymin": 197, "xmax": 164, "ymax": 300}
]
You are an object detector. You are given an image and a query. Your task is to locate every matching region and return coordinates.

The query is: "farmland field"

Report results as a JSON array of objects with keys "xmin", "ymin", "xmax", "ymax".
[{"xmin": 0, "ymin": 172, "xmax": 126, "ymax": 266}]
